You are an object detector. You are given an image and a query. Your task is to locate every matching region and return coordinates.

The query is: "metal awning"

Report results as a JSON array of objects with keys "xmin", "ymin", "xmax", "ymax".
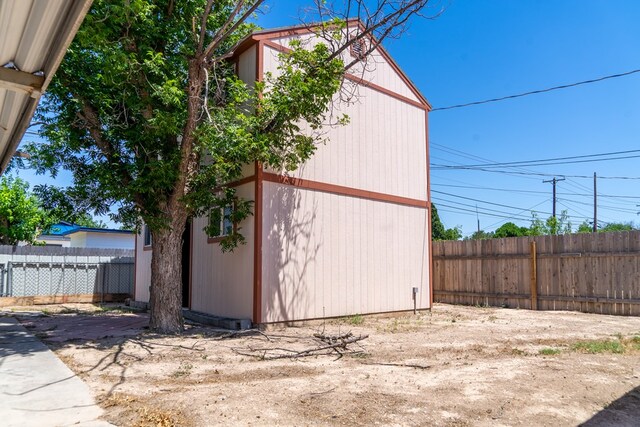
[{"xmin": 0, "ymin": 0, "xmax": 92, "ymax": 173}]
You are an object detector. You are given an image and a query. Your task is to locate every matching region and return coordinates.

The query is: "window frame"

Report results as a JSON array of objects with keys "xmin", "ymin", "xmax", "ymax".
[
  {"xmin": 142, "ymin": 224, "xmax": 152, "ymax": 250},
  {"xmin": 207, "ymin": 202, "xmax": 236, "ymax": 244},
  {"xmin": 350, "ymin": 38, "xmax": 366, "ymax": 61}
]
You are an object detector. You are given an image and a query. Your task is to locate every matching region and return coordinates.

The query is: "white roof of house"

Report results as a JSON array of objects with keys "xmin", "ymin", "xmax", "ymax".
[{"xmin": 0, "ymin": 0, "xmax": 92, "ymax": 172}]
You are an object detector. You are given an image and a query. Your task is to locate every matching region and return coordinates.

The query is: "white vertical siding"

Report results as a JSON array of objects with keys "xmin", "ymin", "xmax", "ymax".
[
  {"xmin": 82, "ymin": 232, "xmax": 134, "ymax": 249},
  {"xmin": 190, "ymin": 182, "xmax": 255, "ymax": 319},
  {"xmin": 261, "ymin": 182, "xmax": 429, "ymax": 323},
  {"xmin": 69, "ymin": 232, "xmax": 86, "ymax": 248},
  {"xmin": 134, "ymin": 233, "xmax": 151, "ymax": 303},
  {"xmin": 263, "ymin": 45, "xmax": 427, "ymax": 201}
]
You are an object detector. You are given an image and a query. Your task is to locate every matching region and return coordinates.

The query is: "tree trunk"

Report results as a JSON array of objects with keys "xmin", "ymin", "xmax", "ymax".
[
  {"xmin": 149, "ymin": 219, "xmax": 187, "ymax": 334},
  {"xmin": 147, "ymin": 58, "xmax": 203, "ymax": 334}
]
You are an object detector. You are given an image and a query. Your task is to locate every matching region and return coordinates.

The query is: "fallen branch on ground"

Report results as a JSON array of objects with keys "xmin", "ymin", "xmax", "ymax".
[
  {"xmin": 214, "ymin": 329, "xmax": 272, "ymax": 341},
  {"xmin": 233, "ymin": 333, "xmax": 369, "ymax": 360},
  {"xmin": 360, "ymin": 361, "xmax": 431, "ymax": 370}
]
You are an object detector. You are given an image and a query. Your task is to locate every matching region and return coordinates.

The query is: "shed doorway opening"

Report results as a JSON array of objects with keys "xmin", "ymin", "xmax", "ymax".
[{"xmin": 181, "ymin": 220, "xmax": 191, "ymax": 308}]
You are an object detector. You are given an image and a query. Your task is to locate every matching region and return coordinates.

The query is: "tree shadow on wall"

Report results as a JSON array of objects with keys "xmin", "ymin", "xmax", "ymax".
[
  {"xmin": 580, "ymin": 386, "xmax": 640, "ymax": 427},
  {"xmin": 263, "ymin": 184, "xmax": 321, "ymax": 323}
]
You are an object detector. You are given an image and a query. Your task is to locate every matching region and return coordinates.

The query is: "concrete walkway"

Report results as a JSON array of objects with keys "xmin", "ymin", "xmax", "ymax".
[{"xmin": 0, "ymin": 316, "xmax": 112, "ymax": 427}]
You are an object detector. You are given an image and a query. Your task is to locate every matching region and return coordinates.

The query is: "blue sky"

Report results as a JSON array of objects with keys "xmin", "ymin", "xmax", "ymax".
[{"xmin": 15, "ymin": 1, "xmax": 640, "ymax": 234}]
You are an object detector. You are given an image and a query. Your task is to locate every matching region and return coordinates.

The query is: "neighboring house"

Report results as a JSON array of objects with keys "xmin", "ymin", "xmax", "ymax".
[
  {"xmin": 135, "ymin": 23, "xmax": 432, "ymax": 325},
  {"xmin": 37, "ymin": 221, "xmax": 135, "ymax": 249}
]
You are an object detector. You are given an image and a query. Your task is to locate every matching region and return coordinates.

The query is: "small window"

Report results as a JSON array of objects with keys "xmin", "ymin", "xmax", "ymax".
[
  {"xmin": 143, "ymin": 225, "xmax": 152, "ymax": 247},
  {"xmin": 208, "ymin": 204, "xmax": 234, "ymax": 238},
  {"xmin": 350, "ymin": 38, "xmax": 366, "ymax": 60}
]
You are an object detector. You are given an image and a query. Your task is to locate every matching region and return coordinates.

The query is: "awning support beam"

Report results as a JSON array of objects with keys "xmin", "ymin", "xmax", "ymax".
[{"xmin": 0, "ymin": 67, "xmax": 44, "ymax": 97}]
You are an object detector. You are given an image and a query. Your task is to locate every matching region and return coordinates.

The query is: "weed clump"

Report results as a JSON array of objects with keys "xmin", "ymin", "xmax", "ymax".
[{"xmin": 572, "ymin": 340, "xmax": 624, "ymax": 354}]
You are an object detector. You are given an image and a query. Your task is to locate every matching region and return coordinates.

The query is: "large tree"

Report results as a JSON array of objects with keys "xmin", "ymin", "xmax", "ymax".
[{"xmin": 26, "ymin": 0, "xmax": 434, "ymax": 333}]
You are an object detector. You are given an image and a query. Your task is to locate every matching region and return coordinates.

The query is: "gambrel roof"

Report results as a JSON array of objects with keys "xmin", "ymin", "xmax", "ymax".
[{"xmin": 230, "ymin": 20, "xmax": 431, "ymax": 110}]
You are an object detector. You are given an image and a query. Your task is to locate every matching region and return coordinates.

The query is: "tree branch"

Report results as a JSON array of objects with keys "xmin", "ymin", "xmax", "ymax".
[
  {"xmin": 197, "ymin": 0, "xmax": 216, "ymax": 53},
  {"xmin": 202, "ymin": 0, "xmax": 264, "ymax": 60},
  {"xmin": 325, "ymin": 0, "xmax": 430, "ymax": 64},
  {"xmin": 78, "ymin": 103, "xmax": 114, "ymax": 161},
  {"xmin": 76, "ymin": 101, "xmax": 136, "ymax": 196}
]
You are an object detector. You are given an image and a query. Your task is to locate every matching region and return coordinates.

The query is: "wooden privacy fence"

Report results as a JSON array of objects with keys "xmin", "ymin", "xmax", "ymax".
[{"xmin": 432, "ymin": 231, "xmax": 640, "ymax": 316}]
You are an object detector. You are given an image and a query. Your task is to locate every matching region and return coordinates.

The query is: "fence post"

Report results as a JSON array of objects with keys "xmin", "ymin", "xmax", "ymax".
[
  {"xmin": 101, "ymin": 264, "xmax": 106, "ymax": 305},
  {"xmin": 7, "ymin": 261, "xmax": 13, "ymax": 297},
  {"xmin": 530, "ymin": 241, "xmax": 538, "ymax": 310},
  {"xmin": 0, "ymin": 264, "xmax": 4, "ymax": 297}
]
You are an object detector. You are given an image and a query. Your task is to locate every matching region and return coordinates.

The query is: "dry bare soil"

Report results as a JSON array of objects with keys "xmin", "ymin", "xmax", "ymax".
[{"xmin": 11, "ymin": 303, "xmax": 640, "ymax": 426}]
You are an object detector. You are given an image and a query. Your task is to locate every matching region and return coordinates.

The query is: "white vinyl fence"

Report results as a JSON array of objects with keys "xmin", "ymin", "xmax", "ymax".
[{"xmin": 0, "ymin": 246, "xmax": 134, "ymax": 299}]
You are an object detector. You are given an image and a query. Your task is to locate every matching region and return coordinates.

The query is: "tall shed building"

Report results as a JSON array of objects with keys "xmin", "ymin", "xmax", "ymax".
[{"xmin": 135, "ymin": 23, "xmax": 432, "ymax": 325}]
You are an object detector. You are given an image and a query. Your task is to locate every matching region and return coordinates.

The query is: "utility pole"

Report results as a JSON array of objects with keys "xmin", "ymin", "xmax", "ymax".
[
  {"xmin": 475, "ymin": 204, "xmax": 480, "ymax": 233},
  {"xmin": 543, "ymin": 177, "xmax": 565, "ymax": 218},
  {"xmin": 593, "ymin": 172, "xmax": 597, "ymax": 232}
]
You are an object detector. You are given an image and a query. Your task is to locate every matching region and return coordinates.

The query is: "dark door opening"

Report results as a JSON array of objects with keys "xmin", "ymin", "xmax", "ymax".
[{"xmin": 181, "ymin": 220, "xmax": 191, "ymax": 308}]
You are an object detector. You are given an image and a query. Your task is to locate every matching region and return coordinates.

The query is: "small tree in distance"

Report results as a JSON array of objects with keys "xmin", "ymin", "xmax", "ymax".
[
  {"xmin": 0, "ymin": 177, "xmax": 51, "ymax": 245},
  {"xmin": 467, "ymin": 230, "xmax": 494, "ymax": 240},
  {"xmin": 431, "ymin": 203, "xmax": 462, "ymax": 241},
  {"xmin": 577, "ymin": 220, "xmax": 636, "ymax": 233},
  {"xmin": 493, "ymin": 222, "xmax": 529, "ymax": 238},
  {"xmin": 528, "ymin": 211, "xmax": 572, "ymax": 236}
]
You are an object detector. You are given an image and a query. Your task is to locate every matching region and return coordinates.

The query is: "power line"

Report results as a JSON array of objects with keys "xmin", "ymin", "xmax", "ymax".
[
  {"xmin": 563, "ymin": 178, "xmax": 593, "ymax": 195},
  {"xmin": 433, "ymin": 153, "xmax": 640, "ymax": 169},
  {"xmin": 556, "ymin": 199, "xmax": 616, "ymax": 223},
  {"xmin": 432, "ymin": 182, "xmax": 549, "ymax": 195},
  {"xmin": 433, "ymin": 197, "xmax": 545, "ymax": 218},
  {"xmin": 429, "ymin": 143, "xmax": 638, "ymax": 231},
  {"xmin": 484, "ymin": 199, "xmax": 551, "ymax": 230},
  {"xmin": 432, "ymin": 191, "xmax": 588, "ymax": 222},
  {"xmin": 431, "ymin": 68, "xmax": 640, "ymax": 111},
  {"xmin": 432, "ymin": 182, "xmax": 640, "ymax": 200},
  {"xmin": 558, "ymin": 197, "xmax": 639, "ymax": 214},
  {"xmin": 431, "ymin": 143, "xmax": 545, "ymax": 182},
  {"xmin": 556, "ymin": 201, "xmax": 596, "ymax": 222},
  {"xmin": 432, "ymin": 149, "xmax": 640, "ymax": 170},
  {"xmin": 433, "ymin": 202, "xmax": 535, "ymax": 221},
  {"xmin": 435, "ymin": 195, "xmax": 595, "ymax": 223},
  {"xmin": 431, "ymin": 143, "xmax": 640, "ymax": 180},
  {"xmin": 432, "ymin": 190, "xmax": 546, "ymax": 211},
  {"xmin": 432, "ymin": 167, "xmax": 640, "ymax": 180}
]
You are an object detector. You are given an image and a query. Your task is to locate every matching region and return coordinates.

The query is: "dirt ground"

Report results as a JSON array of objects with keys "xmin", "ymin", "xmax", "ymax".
[{"xmin": 7, "ymin": 303, "xmax": 640, "ymax": 426}]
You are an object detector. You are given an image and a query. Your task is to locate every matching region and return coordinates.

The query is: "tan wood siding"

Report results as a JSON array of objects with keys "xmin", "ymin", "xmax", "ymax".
[
  {"xmin": 261, "ymin": 181, "xmax": 429, "ymax": 322},
  {"xmin": 271, "ymin": 33, "xmax": 421, "ymax": 103},
  {"xmin": 134, "ymin": 232, "xmax": 151, "ymax": 302},
  {"xmin": 237, "ymin": 44, "xmax": 256, "ymax": 90},
  {"xmin": 263, "ymin": 44, "xmax": 426, "ymax": 200},
  {"xmin": 190, "ymin": 182, "xmax": 255, "ymax": 319}
]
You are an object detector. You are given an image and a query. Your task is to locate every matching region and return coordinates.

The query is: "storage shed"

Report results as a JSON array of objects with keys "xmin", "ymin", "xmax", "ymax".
[{"xmin": 135, "ymin": 23, "xmax": 432, "ymax": 325}]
